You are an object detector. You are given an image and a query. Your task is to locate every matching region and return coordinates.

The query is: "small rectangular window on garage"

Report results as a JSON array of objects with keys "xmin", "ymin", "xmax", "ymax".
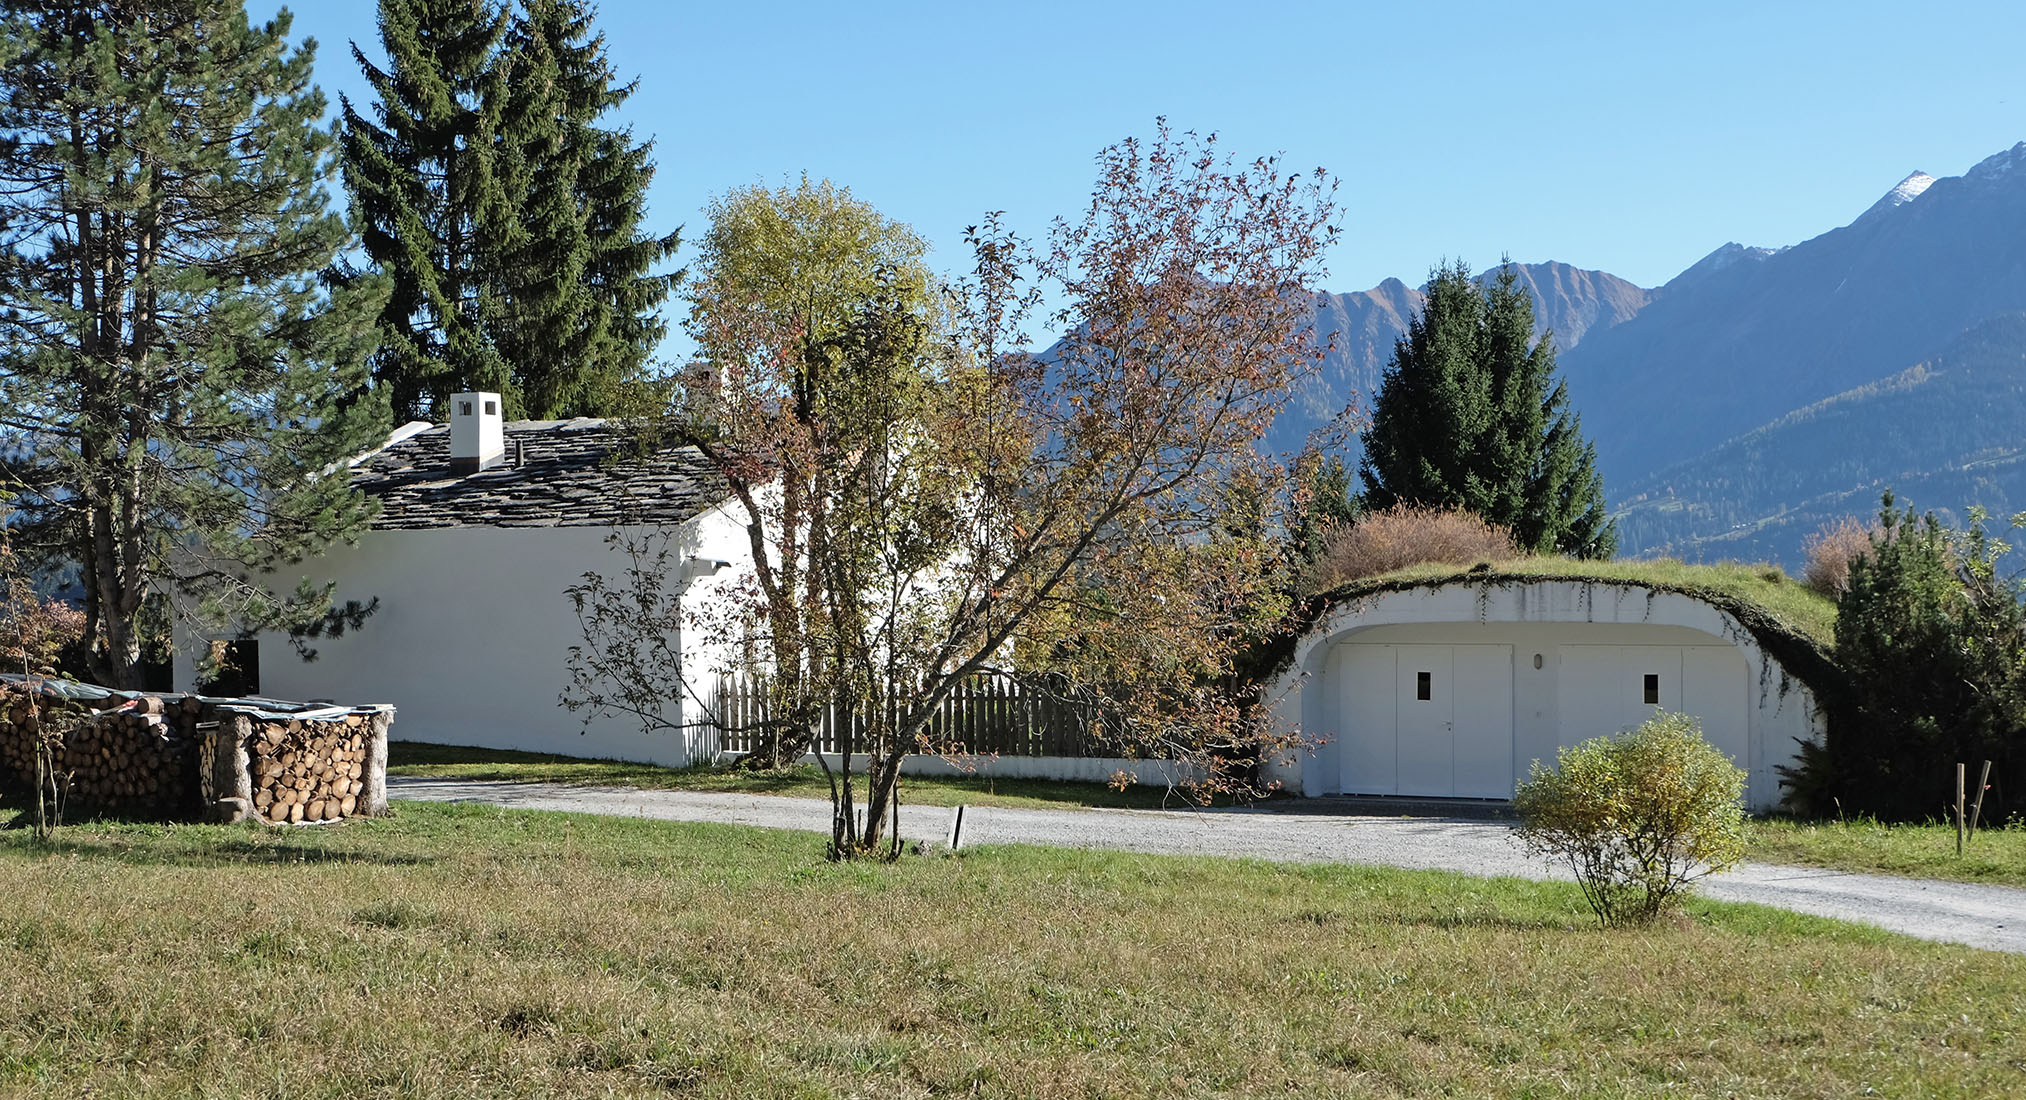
[
  {"xmin": 1643, "ymin": 673, "xmax": 1660, "ymax": 705},
  {"xmin": 1416, "ymin": 671, "xmax": 1431, "ymax": 701}
]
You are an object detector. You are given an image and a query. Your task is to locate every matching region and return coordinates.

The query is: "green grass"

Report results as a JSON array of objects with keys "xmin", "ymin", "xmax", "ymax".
[
  {"xmin": 388, "ymin": 741, "xmax": 1202, "ymax": 811},
  {"xmin": 1747, "ymin": 815, "xmax": 2026, "ymax": 887},
  {"xmin": 1345, "ymin": 555, "xmax": 1839, "ymax": 646},
  {"xmin": 1, "ymin": 800, "xmax": 2021, "ymax": 1098}
]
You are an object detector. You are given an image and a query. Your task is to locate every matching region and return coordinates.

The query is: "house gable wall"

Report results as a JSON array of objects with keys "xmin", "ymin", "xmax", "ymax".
[{"xmin": 176, "ymin": 502, "xmax": 750, "ymax": 767}]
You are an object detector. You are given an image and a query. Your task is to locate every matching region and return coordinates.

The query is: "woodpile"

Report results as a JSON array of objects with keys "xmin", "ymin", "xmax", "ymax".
[
  {"xmin": 2, "ymin": 678, "xmax": 393, "ymax": 825},
  {"xmin": 245, "ymin": 716, "xmax": 372, "ymax": 824},
  {"xmin": 0, "ymin": 688, "xmax": 201, "ymax": 815}
]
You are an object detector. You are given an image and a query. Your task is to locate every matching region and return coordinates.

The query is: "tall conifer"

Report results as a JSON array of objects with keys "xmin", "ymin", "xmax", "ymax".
[
  {"xmin": 340, "ymin": 0, "xmax": 514, "ymax": 422},
  {"xmin": 1359, "ymin": 261, "xmax": 1616, "ymax": 558},
  {"xmin": 343, "ymin": 0, "xmax": 676, "ymax": 421}
]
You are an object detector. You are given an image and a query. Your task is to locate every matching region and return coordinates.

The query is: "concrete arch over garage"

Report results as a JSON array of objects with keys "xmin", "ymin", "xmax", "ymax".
[{"xmin": 1260, "ymin": 578, "xmax": 1828, "ymax": 812}]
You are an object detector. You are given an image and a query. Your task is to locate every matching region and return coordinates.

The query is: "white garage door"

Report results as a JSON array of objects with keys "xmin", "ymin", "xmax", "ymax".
[
  {"xmin": 1555, "ymin": 645, "xmax": 1750, "ymax": 769},
  {"xmin": 1338, "ymin": 644, "xmax": 1514, "ymax": 798}
]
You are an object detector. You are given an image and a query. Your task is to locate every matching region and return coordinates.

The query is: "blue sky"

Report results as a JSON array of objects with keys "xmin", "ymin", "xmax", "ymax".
[{"xmin": 267, "ymin": 0, "xmax": 2024, "ymax": 299}]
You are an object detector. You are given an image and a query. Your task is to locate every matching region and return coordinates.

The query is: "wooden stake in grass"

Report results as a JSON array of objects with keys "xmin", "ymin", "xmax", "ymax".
[
  {"xmin": 946, "ymin": 804, "xmax": 967, "ymax": 852},
  {"xmin": 1956, "ymin": 763, "xmax": 1966, "ymax": 857},
  {"xmin": 1968, "ymin": 760, "xmax": 1993, "ymax": 842}
]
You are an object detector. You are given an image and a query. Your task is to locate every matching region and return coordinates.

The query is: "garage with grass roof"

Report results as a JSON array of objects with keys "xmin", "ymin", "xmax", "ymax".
[{"xmin": 1260, "ymin": 566, "xmax": 1836, "ymax": 812}]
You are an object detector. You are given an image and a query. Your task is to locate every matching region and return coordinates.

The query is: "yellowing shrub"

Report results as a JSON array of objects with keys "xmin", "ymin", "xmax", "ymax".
[
  {"xmin": 1305, "ymin": 504, "xmax": 1515, "ymax": 593},
  {"xmin": 1513, "ymin": 712, "xmax": 1747, "ymax": 926}
]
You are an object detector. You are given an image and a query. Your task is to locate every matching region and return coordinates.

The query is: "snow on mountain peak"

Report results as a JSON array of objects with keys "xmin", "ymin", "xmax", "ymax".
[
  {"xmin": 1886, "ymin": 171, "xmax": 1935, "ymax": 204},
  {"xmin": 1857, "ymin": 170, "xmax": 1936, "ymax": 222}
]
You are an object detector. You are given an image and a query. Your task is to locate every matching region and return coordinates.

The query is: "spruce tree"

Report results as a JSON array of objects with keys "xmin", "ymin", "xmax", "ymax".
[
  {"xmin": 343, "ymin": 0, "xmax": 677, "ymax": 421},
  {"xmin": 340, "ymin": 0, "xmax": 515, "ymax": 422},
  {"xmin": 0, "ymin": 0, "xmax": 389, "ymax": 688},
  {"xmin": 1358, "ymin": 261, "xmax": 1616, "ymax": 558},
  {"xmin": 497, "ymin": 0, "xmax": 678, "ymax": 417}
]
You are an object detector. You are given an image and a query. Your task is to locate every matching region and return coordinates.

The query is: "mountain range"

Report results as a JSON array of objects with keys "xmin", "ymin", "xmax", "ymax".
[{"xmin": 1280, "ymin": 141, "xmax": 2026, "ymax": 566}]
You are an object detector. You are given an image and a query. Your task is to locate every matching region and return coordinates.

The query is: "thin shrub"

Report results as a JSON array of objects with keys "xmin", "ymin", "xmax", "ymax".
[
  {"xmin": 1801, "ymin": 515, "xmax": 1879, "ymax": 596},
  {"xmin": 1513, "ymin": 712, "xmax": 1747, "ymax": 926},
  {"xmin": 1306, "ymin": 504, "xmax": 1515, "ymax": 593}
]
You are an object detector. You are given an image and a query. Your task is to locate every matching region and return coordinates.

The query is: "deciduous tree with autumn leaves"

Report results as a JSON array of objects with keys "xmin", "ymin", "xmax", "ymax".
[{"xmin": 569, "ymin": 124, "xmax": 1339, "ymax": 859}]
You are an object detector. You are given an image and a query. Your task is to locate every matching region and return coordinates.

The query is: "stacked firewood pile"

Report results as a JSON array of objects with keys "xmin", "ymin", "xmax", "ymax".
[
  {"xmin": 1, "ymin": 677, "xmax": 392, "ymax": 825},
  {"xmin": 0, "ymin": 686, "xmax": 202, "ymax": 815},
  {"xmin": 244, "ymin": 716, "xmax": 374, "ymax": 823}
]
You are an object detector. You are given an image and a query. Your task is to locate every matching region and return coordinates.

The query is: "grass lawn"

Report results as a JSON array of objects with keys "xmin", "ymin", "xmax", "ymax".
[
  {"xmin": 0, "ymin": 801, "xmax": 2020, "ymax": 1099},
  {"xmin": 388, "ymin": 740, "xmax": 1206, "ymax": 811},
  {"xmin": 1746, "ymin": 816, "xmax": 2026, "ymax": 888}
]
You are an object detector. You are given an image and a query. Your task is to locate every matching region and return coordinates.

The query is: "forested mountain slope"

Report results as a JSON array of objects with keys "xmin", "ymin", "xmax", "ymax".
[{"xmin": 1612, "ymin": 313, "xmax": 2026, "ymax": 563}]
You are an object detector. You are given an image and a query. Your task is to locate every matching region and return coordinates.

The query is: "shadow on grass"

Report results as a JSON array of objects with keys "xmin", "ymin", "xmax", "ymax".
[
  {"xmin": 1367, "ymin": 909, "xmax": 1591, "ymax": 933},
  {"xmin": 4, "ymin": 830, "xmax": 438, "ymax": 869},
  {"xmin": 0, "ymin": 799, "xmax": 436, "ymax": 869}
]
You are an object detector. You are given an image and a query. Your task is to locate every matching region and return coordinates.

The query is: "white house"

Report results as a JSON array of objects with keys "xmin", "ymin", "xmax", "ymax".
[
  {"xmin": 176, "ymin": 394, "xmax": 750, "ymax": 766},
  {"xmin": 1260, "ymin": 576, "xmax": 1828, "ymax": 812}
]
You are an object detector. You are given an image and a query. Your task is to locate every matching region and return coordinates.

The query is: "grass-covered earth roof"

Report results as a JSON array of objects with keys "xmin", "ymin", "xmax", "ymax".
[{"xmin": 1271, "ymin": 556, "xmax": 1842, "ymax": 699}]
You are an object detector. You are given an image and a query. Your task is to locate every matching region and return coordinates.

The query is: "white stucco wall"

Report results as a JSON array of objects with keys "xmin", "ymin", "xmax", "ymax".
[
  {"xmin": 177, "ymin": 503, "xmax": 752, "ymax": 767},
  {"xmin": 1260, "ymin": 581, "xmax": 1826, "ymax": 812}
]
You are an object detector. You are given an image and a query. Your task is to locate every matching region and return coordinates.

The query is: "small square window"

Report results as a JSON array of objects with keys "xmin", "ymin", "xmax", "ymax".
[
  {"xmin": 458, "ymin": 400, "xmax": 473, "ymax": 416},
  {"xmin": 484, "ymin": 399, "xmax": 498, "ymax": 416},
  {"xmin": 1643, "ymin": 673, "xmax": 1660, "ymax": 705},
  {"xmin": 1416, "ymin": 671, "xmax": 1431, "ymax": 701}
]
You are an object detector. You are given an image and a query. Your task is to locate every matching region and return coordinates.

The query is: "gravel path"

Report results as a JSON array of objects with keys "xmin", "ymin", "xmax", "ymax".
[{"xmin": 388, "ymin": 777, "xmax": 2026, "ymax": 955}]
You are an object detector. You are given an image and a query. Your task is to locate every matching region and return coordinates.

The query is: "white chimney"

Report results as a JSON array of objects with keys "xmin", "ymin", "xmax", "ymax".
[{"xmin": 448, "ymin": 391, "xmax": 504, "ymax": 474}]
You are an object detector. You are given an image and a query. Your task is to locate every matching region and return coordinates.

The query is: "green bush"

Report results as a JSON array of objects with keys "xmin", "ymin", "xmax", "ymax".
[
  {"xmin": 1816, "ymin": 494, "xmax": 2025, "ymax": 821},
  {"xmin": 1513, "ymin": 712, "xmax": 1747, "ymax": 926}
]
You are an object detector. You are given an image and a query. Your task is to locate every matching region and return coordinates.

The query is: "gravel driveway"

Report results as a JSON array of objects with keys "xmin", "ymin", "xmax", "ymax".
[{"xmin": 387, "ymin": 777, "xmax": 2026, "ymax": 955}]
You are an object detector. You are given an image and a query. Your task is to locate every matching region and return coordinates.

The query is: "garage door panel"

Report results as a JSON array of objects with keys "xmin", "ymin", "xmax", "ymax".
[
  {"xmin": 1560, "ymin": 645, "xmax": 1684, "ymax": 738},
  {"xmin": 1394, "ymin": 646, "xmax": 1453, "ymax": 796},
  {"xmin": 1451, "ymin": 645, "xmax": 1515, "ymax": 798},
  {"xmin": 1557, "ymin": 646, "xmax": 1622, "ymax": 744},
  {"xmin": 1626, "ymin": 646, "xmax": 1684, "ymax": 721},
  {"xmin": 1338, "ymin": 646, "xmax": 1397, "ymax": 795},
  {"xmin": 1682, "ymin": 647, "xmax": 1750, "ymax": 769}
]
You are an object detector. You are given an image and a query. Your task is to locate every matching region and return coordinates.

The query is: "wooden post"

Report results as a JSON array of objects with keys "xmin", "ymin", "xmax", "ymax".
[
  {"xmin": 361, "ymin": 708, "xmax": 393, "ymax": 817},
  {"xmin": 946, "ymin": 803, "xmax": 966, "ymax": 851},
  {"xmin": 1968, "ymin": 759, "xmax": 1993, "ymax": 841},
  {"xmin": 199, "ymin": 709, "xmax": 256, "ymax": 823},
  {"xmin": 1955, "ymin": 762, "xmax": 1966, "ymax": 857}
]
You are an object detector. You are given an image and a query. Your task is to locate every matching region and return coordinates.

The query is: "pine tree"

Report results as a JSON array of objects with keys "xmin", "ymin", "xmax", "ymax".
[
  {"xmin": 1358, "ymin": 261, "xmax": 1616, "ymax": 558},
  {"xmin": 0, "ymin": 0, "xmax": 389, "ymax": 689},
  {"xmin": 340, "ymin": 0, "xmax": 516, "ymax": 422}
]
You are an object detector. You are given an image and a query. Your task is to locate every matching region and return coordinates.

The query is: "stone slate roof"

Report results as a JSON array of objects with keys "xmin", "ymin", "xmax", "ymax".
[{"xmin": 351, "ymin": 419, "xmax": 731, "ymax": 530}]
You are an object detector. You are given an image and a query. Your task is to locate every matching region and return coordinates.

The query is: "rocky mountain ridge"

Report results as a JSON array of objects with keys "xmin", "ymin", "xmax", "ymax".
[{"xmin": 1276, "ymin": 141, "xmax": 2026, "ymax": 566}]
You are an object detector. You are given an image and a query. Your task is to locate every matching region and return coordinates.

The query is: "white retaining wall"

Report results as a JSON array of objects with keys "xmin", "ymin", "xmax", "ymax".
[{"xmin": 1260, "ymin": 580, "xmax": 1827, "ymax": 812}]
